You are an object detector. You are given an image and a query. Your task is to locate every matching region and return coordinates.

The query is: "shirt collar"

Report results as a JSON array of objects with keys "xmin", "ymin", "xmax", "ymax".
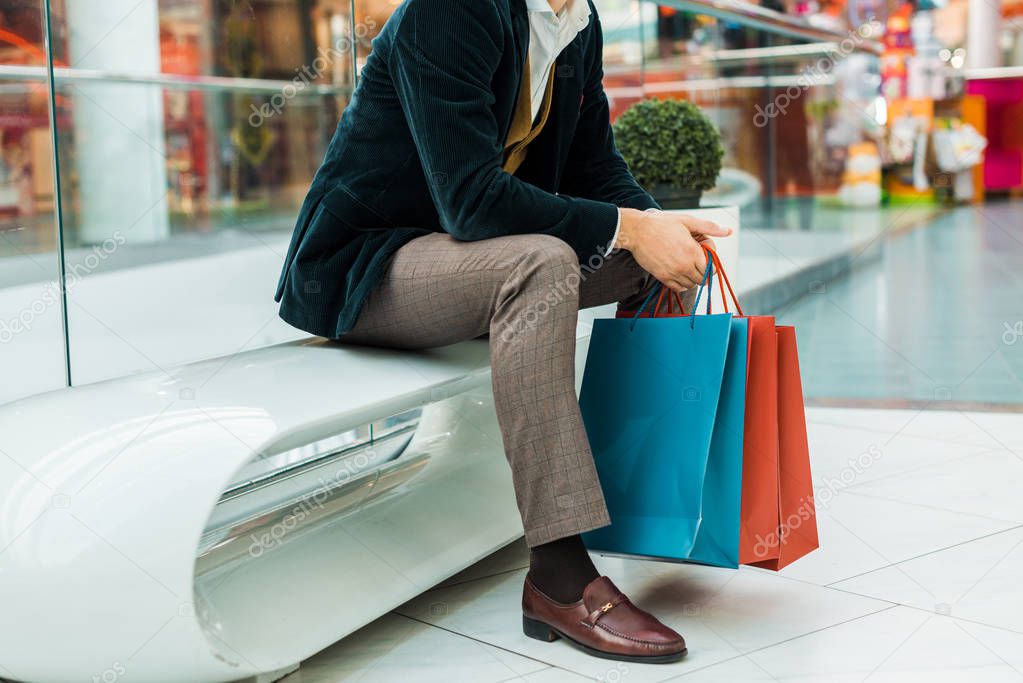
[
  {"xmin": 525, "ymin": 0, "xmax": 591, "ymax": 27},
  {"xmin": 524, "ymin": 0, "xmax": 553, "ymax": 11}
]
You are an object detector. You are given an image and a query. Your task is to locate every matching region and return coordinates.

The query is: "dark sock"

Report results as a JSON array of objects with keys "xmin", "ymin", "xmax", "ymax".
[{"xmin": 527, "ymin": 534, "xmax": 599, "ymax": 604}]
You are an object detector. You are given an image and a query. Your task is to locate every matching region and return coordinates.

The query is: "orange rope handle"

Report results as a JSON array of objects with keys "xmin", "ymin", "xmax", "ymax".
[
  {"xmin": 715, "ymin": 249, "xmax": 743, "ymax": 316},
  {"xmin": 653, "ymin": 286, "xmax": 686, "ymax": 316},
  {"xmin": 703, "ymin": 245, "xmax": 744, "ymax": 317},
  {"xmin": 669, "ymin": 289, "xmax": 685, "ymax": 314},
  {"xmin": 654, "ymin": 287, "xmax": 668, "ymax": 313}
]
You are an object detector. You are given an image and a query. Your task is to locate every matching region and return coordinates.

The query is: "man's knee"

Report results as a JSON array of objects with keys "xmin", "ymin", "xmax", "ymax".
[
  {"xmin": 511, "ymin": 235, "xmax": 581, "ymax": 287},
  {"xmin": 516, "ymin": 235, "xmax": 578, "ymax": 266},
  {"xmin": 493, "ymin": 236, "xmax": 581, "ymax": 342}
]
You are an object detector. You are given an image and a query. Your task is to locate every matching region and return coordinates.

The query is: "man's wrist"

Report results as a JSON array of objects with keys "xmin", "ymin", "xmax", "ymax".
[{"xmin": 613, "ymin": 207, "xmax": 662, "ymax": 252}]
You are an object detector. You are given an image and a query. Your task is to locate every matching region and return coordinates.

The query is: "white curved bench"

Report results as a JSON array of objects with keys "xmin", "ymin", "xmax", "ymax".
[
  {"xmin": 0, "ymin": 328, "xmax": 598, "ymax": 683},
  {"xmin": 0, "ymin": 207, "xmax": 746, "ymax": 683}
]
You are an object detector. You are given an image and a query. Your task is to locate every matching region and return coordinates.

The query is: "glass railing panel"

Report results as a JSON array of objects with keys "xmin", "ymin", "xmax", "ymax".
[
  {"xmin": 705, "ymin": 76, "xmax": 887, "ymax": 231},
  {"xmin": 0, "ymin": 0, "xmax": 67, "ymax": 404},
  {"xmin": 3, "ymin": 0, "xmax": 891, "ymax": 396},
  {"xmin": 43, "ymin": 0, "xmax": 353, "ymax": 386},
  {"xmin": 629, "ymin": 3, "xmax": 883, "ymax": 231},
  {"xmin": 46, "ymin": 0, "xmax": 358, "ymax": 85},
  {"xmin": 47, "ymin": 79, "xmax": 347, "ymax": 386}
]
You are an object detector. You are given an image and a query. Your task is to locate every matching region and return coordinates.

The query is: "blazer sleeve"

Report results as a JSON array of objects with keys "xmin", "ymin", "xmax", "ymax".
[
  {"xmin": 388, "ymin": 0, "xmax": 619, "ymax": 260},
  {"xmin": 558, "ymin": 2, "xmax": 659, "ymax": 212}
]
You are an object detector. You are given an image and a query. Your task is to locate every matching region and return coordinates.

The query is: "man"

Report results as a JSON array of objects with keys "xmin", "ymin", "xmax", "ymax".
[{"xmin": 276, "ymin": 0, "xmax": 729, "ymax": 663}]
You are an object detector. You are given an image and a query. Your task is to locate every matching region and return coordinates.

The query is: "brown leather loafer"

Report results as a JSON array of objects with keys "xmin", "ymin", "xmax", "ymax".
[{"xmin": 522, "ymin": 575, "xmax": 687, "ymax": 663}]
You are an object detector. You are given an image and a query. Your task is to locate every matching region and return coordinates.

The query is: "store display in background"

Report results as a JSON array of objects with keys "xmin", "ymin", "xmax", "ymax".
[
  {"xmin": 160, "ymin": 23, "xmax": 207, "ymax": 220},
  {"xmin": 906, "ymin": 9, "xmax": 951, "ymax": 100},
  {"xmin": 349, "ymin": 0, "xmax": 393, "ymax": 67},
  {"xmin": 792, "ymin": 0, "xmax": 825, "ymax": 21},
  {"xmin": 881, "ymin": 1, "xmax": 915, "ymax": 100},
  {"xmin": 0, "ymin": 128, "xmax": 52, "ymax": 218},
  {"xmin": 888, "ymin": 108, "xmax": 927, "ymax": 164},
  {"xmin": 884, "ymin": 95, "xmax": 988, "ymax": 203},
  {"xmin": 838, "ymin": 141, "xmax": 882, "ymax": 207},
  {"xmin": 847, "ymin": 0, "xmax": 886, "ymax": 32},
  {"xmin": 932, "ymin": 118, "xmax": 987, "ymax": 201},
  {"xmin": 966, "ymin": 78, "xmax": 1023, "ymax": 193},
  {"xmin": 878, "ymin": 0, "xmax": 957, "ymax": 101},
  {"xmin": 932, "ymin": 0, "xmax": 968, "ymax": 52},
  {"xmin": 1009, "ymin": 0, "xmax": 1023, "ymax": 65},
  {"xmin": 820, "ymin": 50, "xmax": 886, "ymax": 203},
  {"xmin": 886, "ymin": 98, "xmax": 934, "ymax": 200},
  {"xmin": 906, "ymin": 54, "xmax": 949, "ymax": 100},
  {"xmin": 0, "ymin": 2, "xmax": 54, "ymax": 223},
  {"xmin": 958, "ymin": 93, "xmax": 988, "ymax": 201},
  {"xmin": 805, "ymin": 0, "xmax": 846, "ymax": 32}
]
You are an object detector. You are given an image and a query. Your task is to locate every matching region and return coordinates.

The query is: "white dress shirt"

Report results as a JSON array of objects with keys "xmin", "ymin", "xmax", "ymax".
[
  {"xmin": 525, "ymin": 0, "xmax": 635, "ymax": 255},
  {"xmin": 525, "ymin": 0, "xmax": 590, "ymax": 121}
]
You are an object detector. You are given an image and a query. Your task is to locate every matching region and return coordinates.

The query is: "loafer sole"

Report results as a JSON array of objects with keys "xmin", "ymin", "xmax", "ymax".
[{"xmin": 523, "ymin": 615, "xmax": 687, "ymax": 664}]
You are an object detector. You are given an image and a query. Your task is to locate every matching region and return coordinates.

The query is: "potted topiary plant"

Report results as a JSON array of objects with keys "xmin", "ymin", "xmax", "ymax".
[{"xmin": 613, "ymin": 98, "xmax": 725, "ymax": 209}]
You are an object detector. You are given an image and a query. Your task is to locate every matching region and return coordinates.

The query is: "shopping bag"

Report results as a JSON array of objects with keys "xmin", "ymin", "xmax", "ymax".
[
  {"xmin": 686, "ymin": 314, "xmax": 748, "ymax": 568},
  {"xmin": 706, "ymin": 249, "xmax": 818, "ymax": 570},
  {"xmin": 739, "ymin": 315, "xmax": 782, "ymax": 564},
  {"xmin": 600, "ymin": 251, "xmax": 749, "ymax": 567},
  {"xmin": 580, "ymin": 258, "xmax": 734, "ymax": 560},
  {"xmin": 704, "ymin": 249, "xmax": 781, "ymax": 565},
  {"xmin": 748, "ymin": 326, "xmax": 819, "ymax": 570}
]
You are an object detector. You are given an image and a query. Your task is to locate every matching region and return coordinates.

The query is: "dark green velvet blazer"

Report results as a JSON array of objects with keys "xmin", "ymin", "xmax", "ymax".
[{"xmin": 275, "ymin": 0, "xmax": 657, "ymax": 339}]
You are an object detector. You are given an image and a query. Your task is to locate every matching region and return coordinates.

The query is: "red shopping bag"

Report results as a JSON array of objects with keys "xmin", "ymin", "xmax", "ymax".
[
  {"xmin": 706, "ymin": 249, "xmax": 817, "ymax": 569},
  {"xmin": 739, "ymin": 316, "xmax": 781, "ymax": 565},
  {"xmin": 749, "ymin": 326, "xmax": 819, "ymax": 569}
]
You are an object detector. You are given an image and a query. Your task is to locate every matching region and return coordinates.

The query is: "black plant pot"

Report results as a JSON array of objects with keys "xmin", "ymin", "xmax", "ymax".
[{"xmin": 650, "ymin": 184, "xmax": 702, "ymax": 210}]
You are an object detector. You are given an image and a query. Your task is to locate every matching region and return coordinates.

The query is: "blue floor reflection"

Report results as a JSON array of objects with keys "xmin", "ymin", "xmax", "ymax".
[{"xmin": 778, "ymin": 201, "xmax": 1023, "ymax": 407}]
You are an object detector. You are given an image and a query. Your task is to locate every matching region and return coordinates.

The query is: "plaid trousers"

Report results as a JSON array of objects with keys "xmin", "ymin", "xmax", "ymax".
[{"xmin": 342, "ymin": 232, "xmax": 686, "ymax": 547}]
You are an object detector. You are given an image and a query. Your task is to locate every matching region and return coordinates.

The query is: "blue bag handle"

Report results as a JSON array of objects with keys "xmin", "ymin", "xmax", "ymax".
[
  {"xmin": 630, "ymin": 251, "xmax": 715, "ymax": 331},
  {"xmin": 689, "ymin": 252, "xmax": 715, "ymax": 328}
]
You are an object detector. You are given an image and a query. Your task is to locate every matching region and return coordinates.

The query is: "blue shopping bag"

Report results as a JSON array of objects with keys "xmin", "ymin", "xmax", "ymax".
[
  {"xmin": 687, "ymin": 315, "xmax": 748, "ymax": 568},
  {"xmin": 580, "ymin": 260, "xmax": 736, "ymax": 561}
]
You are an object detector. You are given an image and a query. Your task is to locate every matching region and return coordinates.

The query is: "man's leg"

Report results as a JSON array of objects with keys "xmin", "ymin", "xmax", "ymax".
[
  {"xmin": 344, "ymin": 232, "xmax": 688, "ymax": 660},
  {"xmin": 496, "ymin": 245, "xmax": 675, "ymax": 601},
  {"xmin": 343, "ymin": 231, "xmax": 605, "ymax": 543},
  {"xmin": 343, "ymin": 233, "xmax": 663, "ymax": 540}
]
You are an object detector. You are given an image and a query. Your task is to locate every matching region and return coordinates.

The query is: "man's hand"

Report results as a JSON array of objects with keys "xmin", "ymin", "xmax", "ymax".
[{"xmin": 615, "ymin": 209, "xmax": 730, "ymax": 293}]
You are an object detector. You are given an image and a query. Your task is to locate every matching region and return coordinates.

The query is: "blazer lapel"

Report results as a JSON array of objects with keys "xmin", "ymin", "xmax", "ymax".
[
  {"xmin": 509, "ymin": 0, "xmax": 530, "ymax": 64},
  {"xmin": 503, "ymin": 0, "xmax": 531, "ymax": 151}
]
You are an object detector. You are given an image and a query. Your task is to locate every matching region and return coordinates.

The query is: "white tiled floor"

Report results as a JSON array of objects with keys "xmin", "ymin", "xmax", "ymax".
[{"xmin": 280, "ymin": 407, "xmax": 1023, "ymax": 683}]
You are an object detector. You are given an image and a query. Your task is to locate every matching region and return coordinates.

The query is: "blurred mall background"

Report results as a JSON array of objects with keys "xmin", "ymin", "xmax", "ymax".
[
  {"xmin": 2, "ymin": 2, "xmax": 1023, "ymax": 682},
  {"xmin": 0, "ymin": 0, "xmax": 1020, "ymax": 407}
]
